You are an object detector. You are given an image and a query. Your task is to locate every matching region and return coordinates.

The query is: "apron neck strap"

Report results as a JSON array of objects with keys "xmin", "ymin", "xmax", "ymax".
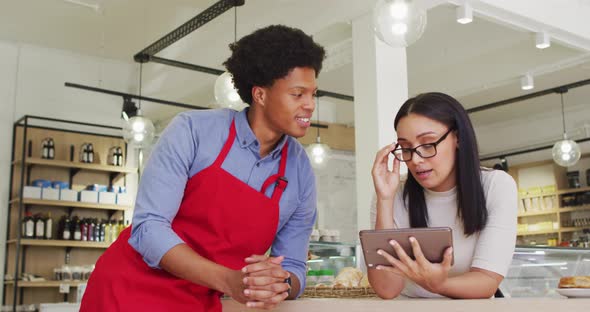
[
  {"xmin": 260, "ymin": 141, "xmax": 290, "ymax": 202},
  {"xmin": 212, "ymin": 119, "xmax": 237, "ymax": 168}
]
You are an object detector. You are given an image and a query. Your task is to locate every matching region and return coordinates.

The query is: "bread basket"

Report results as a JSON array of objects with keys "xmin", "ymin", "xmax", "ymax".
[{"xmin": 301, "ymin": 286, "xmax": 377, "ymax": 298}]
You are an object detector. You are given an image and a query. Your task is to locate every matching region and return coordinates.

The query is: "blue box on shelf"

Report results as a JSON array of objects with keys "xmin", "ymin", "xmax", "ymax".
[
  {"xmin": 31, "ymin": 179, "xmax": 51, "ymax": 188},
  {"xmin": 51, "ymin": 181, "xmax": 69, "ymax": 190}
]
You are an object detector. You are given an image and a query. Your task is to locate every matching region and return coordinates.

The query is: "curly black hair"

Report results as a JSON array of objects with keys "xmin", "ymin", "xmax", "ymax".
[{"xmin": 223, "ymin": 24, "xmax": 326, "ymax": 105}]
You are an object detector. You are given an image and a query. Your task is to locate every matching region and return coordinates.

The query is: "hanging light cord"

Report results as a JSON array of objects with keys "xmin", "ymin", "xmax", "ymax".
[
  {"xmin": 560, "ymin": 92, "xmax": 566, "ymax": 135},
  {"xmin": 138, "ymin": 63, "xmax": 143, "ymax": 111},
  {"xmin": 316, "ymin": 95, "xmax": 320, "ymax": 139}
]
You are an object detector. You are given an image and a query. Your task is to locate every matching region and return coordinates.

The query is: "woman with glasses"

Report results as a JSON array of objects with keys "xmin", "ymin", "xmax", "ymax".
[{"xmin": 369, "ymin": 92, "xmax": 517, "ymax": 299}]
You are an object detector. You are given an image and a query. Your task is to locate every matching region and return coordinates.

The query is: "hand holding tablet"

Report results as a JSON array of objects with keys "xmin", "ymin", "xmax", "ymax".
[{"xmin": 359, "ymin": 227, "xmax": 454, "ymax": 268}]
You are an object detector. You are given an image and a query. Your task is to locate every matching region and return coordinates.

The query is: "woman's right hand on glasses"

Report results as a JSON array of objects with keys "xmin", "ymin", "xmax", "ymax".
[{"xmin": 371, "ymin": 143, "xmax": 401, "ymax": 201}]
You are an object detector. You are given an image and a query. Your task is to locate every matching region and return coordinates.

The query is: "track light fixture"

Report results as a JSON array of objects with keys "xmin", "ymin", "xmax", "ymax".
[
  {"xmin": 521, "ymin": 74, "xmax": 534, "ymax": 91},
  {"xmin": 535, "ymin": 32, "xmax": 551, "ymax": 49},
  {"xmin": 121, "ymin": 97, "xmax": 138, "ymax": 121},
  {"xmin": 456, "ymin": 3, "xmax": 473, "ymax": 24}
]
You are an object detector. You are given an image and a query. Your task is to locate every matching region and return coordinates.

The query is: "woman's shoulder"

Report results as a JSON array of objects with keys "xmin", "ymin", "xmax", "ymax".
[{"xmin": 480, "ymin": 167, "xmax": 517, "ymax": 193}]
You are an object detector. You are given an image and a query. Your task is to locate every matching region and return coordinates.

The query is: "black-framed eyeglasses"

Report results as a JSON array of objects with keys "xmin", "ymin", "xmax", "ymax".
[{"xmin": 391, "ymin": 128, "xmax": 455, "ymax": 162}]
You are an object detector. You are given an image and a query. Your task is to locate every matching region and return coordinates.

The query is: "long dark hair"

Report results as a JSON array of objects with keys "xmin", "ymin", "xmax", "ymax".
[{"xmin": 394, "ymin": 92, "xmax": 486, "ymax": 236}]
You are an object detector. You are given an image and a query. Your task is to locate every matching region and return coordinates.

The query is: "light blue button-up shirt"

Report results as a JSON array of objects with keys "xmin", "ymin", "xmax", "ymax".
[{"xmin": 128, "ymin": 108, "xmax": 317, "ymax": 297}]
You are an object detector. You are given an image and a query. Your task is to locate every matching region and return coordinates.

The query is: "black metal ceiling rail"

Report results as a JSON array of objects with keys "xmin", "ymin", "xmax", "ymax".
[
  {"xmin": 151, "ymin": 55, "xmax": 354, "ymax": 101},
  {"xmin": 64, "ymin": 82, "xmax": 328, "ymax": 128},
  {"xmin": 316, "ymin": 90, "xmax": 354, "ymax": 102},
  {"xmin": 133, "ymin": 0, "xmax": 354, "ymax": 102},
  {"xmin": 134, "ymin": 0, "xmax": 245, "ymax": 63},
  {"xmin": 480, "ymin": 137, "xmax": 590, "ymax": 161},
  {"xmin": 64, "ymin": 82, "xmax": 209, "ymax": 110},
  {"xmin": 151, "ymin": 56, "xmax": 224, "ymax": 75},
  {"xmin": 467, "ymin": 78, "xmax": 590, "ymax": 114}
]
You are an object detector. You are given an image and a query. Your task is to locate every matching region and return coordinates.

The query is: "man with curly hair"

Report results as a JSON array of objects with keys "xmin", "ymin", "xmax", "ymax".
[{"xmin": 81, "ymin": 25, "xmax": 325, "ymax": 311}]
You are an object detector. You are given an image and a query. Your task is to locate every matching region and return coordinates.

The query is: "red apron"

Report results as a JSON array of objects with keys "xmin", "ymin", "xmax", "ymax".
[{"xmin": 81, "ymin": 119, "xmax": 289, "ymax": 312}]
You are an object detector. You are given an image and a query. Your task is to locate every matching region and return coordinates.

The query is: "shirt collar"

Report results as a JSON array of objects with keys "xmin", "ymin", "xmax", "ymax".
[{"xmin": 235, "ymin": 108, "xmax": 288, "ymax": 158}]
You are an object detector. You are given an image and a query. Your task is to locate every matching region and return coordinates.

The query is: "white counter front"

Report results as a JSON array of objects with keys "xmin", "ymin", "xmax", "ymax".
[{"xmin": 222, "ymin": 297, "xmax": 590, "ymax": 312}]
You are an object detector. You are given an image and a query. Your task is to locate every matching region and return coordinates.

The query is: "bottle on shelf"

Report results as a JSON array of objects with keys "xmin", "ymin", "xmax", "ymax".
[
  {"xmin": 109, "ymin": 147, "xmax": 117, "ymax": 166},
  {"xmin": 100, "ymin": 219, "xmax": 106, "ymax": 242},
  {"xmin": 80, "ymin": 143, "xmax": 89, "ymax": 163},
  {"xmin": 48, "ymin": 138, "xmax": 55, "ymax": 159},
  {"xmin": 81, "ymin": 143, "xmax": 86, "ymax": 162},
  {"xmin": 93, "ymin": 219, "xmax": 100, "ymax": 242},
  {"xmin": 73, "ymin": 219, "xmax": 82, "ymax": 241},
  {"xmin": 81, "ymin": 219, "xmax": 88, "ymax": 241},
  {"xmin": 104, "ymin": 221, "xmax": 112, "ymax": 243},
  {"xmin": 60, "ymin": 216, "xmax": 72, "ymax": 240},
  {"xmin": 116, "ymin": 147, "xmax": 123, "ymax": 166},
  {"xmin": 23, "ymin": 212, "xmax": 35, "ymax": 239},
  {"xmin": 87, "ymin": 143, "xmax": 94, "ymax": 163},
  {"xmin": 88, "ymin": 219, "xmax": 96, "ymax": 242},
  {"xmin": 45, "ymin": 212, "xmax": 53, "ymax": 240},
  {"xmin": 88, "ymin": 219, "xmax": 95, "ymax": 241},
  {"xmin": 117, "ymin": 218, "xmax": 124, "ymax": 236},
  {"xmin": 41, "ymin": 138, "xmax": 49, "ymax": 159},
  {"xmin": 110, "ymin": 219, "xmax": 119, "ymax": 242},
  {"xmin": 34, "ymin": 213, "xmax": 45, "ymax": 239}
]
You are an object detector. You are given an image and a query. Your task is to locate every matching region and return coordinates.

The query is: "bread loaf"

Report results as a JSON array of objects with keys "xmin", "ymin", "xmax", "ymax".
[
  {"xmin": 558, "ymin": 276, "xmax": 590, "ymax": 288},
  {"xmin": 333, "ymin": 267, "xmax": 363, "ymax": 288}
]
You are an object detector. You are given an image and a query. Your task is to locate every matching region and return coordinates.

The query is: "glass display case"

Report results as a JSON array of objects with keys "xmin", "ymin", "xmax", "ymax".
[
  {"xmin": 307, "ymin": 241, "xmax": 357, "ymax": 276},
  {"xmin": 501, "ymin": 246, "xmax": 590, "ymax": 297}
]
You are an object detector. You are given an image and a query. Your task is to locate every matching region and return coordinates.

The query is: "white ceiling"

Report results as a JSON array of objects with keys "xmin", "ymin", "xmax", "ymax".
[{"xmin": 1, "ymin": 0, "xmax": 589, "ymax": 166}]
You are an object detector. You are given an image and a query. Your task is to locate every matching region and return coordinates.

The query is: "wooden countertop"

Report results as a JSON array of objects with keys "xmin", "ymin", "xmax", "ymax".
[{"xmin": 222, "ymin": 297, "xmax": 590, "ymax": 312}]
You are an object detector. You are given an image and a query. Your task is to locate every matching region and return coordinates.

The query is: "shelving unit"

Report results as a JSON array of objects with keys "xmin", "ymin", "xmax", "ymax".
[
  {"xmin": 517, "ymin": 186, "xmax": 590, "ymax": 237},
  {"xmin": 7, "ymin": 239, "xmax": 110, "ymax": 249},
  {"xmin": 517, "ymin": 209, "xmax": 559, "ymax": 217},
  {"xmin": 3, "ymin": 116, "xmax": 137, "ymax": 308},
  {"xmin": 10, "ymin": 198, "xmax": 131, "ymax": 211},
  {"xmin": 4, "ymin": 281, "xmax": 86, "ymax": 288},
  {"xmin": 512, "ymin": 158, "xmax": 590, "ymax": 246},
  {"xmin": 12, "ymin": 157, "xmax": 137, "ymax": 174},
  {"xmin": 517, "ymin": 229, "xmax": 560, "ymax": 236}
]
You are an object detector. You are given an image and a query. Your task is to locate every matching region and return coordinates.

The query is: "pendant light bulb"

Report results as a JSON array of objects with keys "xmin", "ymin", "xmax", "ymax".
[
  {"xmin": 373, "ymin": 0, "xmax": 427, "ymax": 47},
  {"xmin": 306, "ymin": 139, "xmax": 332, "ymax": 170},
  {"xmin": 552, "ymin": 135, "xmax": 581, "ymax": 167},
  {"xmin": 214, "ymin": 71, "xmax": 247, "ymax": 111},
  {"xmin": 123, "ymin": 113, "xmax": 155, "ymax": 149},
  {"xmin": 123, "ymin": 63, "xmax": 155, "ymax": 149},
  {"xmin": 552, "ymin": 92, "xmax": 580, "ymax": 167},
  {"xmin": 305, "ymin": 95, "xmax": 331, "ymax": 169}
]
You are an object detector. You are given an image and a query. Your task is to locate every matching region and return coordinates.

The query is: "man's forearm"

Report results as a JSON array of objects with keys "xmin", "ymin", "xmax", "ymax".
[
  {"xmin": 286, "ymin": 271, "xmax": 300, "ymax": 300},
  {"xmin": 159, "ymin": 243, "xmax": 235, "ymax": 293}
]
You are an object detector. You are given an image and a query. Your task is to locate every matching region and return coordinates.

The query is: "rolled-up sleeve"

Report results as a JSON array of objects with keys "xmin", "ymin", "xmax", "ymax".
[
  {"xmin": 128, "ymin": 113, "xmax": 197, "ymax": 268},
  {"xmin": 270, "ymin": 164, "xmax": 317, "ymax": 298}
]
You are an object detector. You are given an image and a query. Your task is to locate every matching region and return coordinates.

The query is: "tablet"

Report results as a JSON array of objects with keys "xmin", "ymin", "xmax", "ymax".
[{"xmin": 359, "ymin": 227, "xmax": 453, "ymax": 268}]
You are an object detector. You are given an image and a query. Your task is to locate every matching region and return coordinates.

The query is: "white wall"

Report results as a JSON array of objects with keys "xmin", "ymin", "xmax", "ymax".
[{"xmin": 0, "ymin": 40, "xmax": 137, "ymax": 302}]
